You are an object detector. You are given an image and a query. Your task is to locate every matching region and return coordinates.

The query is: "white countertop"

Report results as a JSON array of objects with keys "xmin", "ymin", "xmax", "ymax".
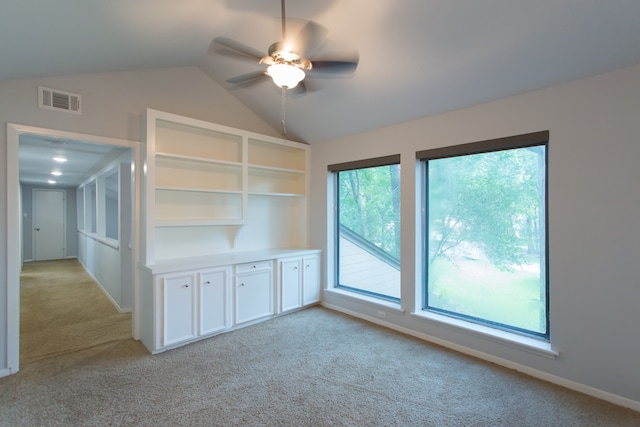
[{"xmin": 141, "ymin": 248, "xmax": 321, "ymax": 274}]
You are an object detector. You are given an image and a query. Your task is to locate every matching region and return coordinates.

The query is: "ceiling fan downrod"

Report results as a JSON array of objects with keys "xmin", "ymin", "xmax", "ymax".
[{"xmin": 281, "ymin": 0, "xmax": 287, "ymax": 40}]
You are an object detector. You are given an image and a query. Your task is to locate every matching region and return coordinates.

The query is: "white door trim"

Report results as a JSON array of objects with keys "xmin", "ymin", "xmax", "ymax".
[{"xmin": 6, "ymin": 123, "xmax": 142, "ymax": 375}]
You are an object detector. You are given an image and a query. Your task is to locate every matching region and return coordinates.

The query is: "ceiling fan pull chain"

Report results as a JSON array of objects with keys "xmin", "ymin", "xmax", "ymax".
[{"xmin": 281, "ymin": 86, "xmax": 287, "ymax": 135}]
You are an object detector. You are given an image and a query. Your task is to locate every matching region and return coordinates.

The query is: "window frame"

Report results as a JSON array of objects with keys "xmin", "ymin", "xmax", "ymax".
[
  {"xmin": 329, "ymin": 154, "xmax": 402, "ymax": 303},
  {"xmin": 417, "ymin": 131, "xmax": 550, "ymax": 339}
]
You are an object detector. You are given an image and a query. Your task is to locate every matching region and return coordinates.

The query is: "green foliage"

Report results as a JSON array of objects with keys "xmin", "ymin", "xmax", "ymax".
[
  {"xmin": 338, "ymin": 165, "xmax": 401, "ymax": 259},
  {"xmin": 428, "ymin": 146, "xmax": 545, "ymax": 271}
]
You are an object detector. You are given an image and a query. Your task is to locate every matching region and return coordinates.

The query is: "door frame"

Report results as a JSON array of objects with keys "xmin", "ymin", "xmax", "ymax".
[
  {"xmin": 32, "ymin": 188, "xmax": 67, "ymax": 261},
  {"xmin": 6, "ymin": 123, "xmax": 142, "ymax": 375}
]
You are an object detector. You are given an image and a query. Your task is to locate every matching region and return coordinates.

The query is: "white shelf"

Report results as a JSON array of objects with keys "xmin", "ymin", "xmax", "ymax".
[
  {"xmin": 156, "ymin": 186, "xmax": 242, "ymax": 195},
  {"xmin": 248, "ymin": 192, "xmax": 305, "ymax": 198},
  {"xmin": 156, "ymin": 152, "xmax": 243, "ymax": 168},
  {"xmin": 145, "ymin": 108, "xmax": 310, "ymax": 264},
  {"xmin": 248, "ymin": 164, "xmax": 305, "ymax": 174},
  {"xmin": 155, "ymin": 219, "xmax": 246, "ymax": 227}
]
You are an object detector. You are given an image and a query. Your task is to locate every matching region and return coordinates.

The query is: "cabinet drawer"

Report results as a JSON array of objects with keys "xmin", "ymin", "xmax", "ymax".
[{"xmin": 235, "ymin": 260, "xmax": 273, "ymax": 273}]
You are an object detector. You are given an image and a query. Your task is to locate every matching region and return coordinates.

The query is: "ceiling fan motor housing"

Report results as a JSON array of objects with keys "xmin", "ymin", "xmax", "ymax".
[{"xmin": 267, "ymin": 42, "xmax": 311, "ymax": 70}]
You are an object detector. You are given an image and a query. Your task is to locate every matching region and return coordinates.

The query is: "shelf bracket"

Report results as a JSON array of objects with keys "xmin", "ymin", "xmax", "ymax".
[{"xmin": 226, "ymin": 225, "xmax": 245, "ymax": 249}]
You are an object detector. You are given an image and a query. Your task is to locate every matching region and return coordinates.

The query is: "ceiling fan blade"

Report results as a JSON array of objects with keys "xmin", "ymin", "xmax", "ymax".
[
  {"xmin": 310, "ymin": 59, "xmax": 358, "ymax": 74},
  {"xmin": 226, "ymin": 70, "xmax": 268, "ymax": 86},
  {"xmin": 295, "ymin": 21, "xmax": 329, "ymax": 58},
  {"xmin": 288, "ymin": 80, "xmax": 307, "ymax": 96},
  {"xmin": 214, "ymin": 37, "xmax": 265, "ymax": 61}
]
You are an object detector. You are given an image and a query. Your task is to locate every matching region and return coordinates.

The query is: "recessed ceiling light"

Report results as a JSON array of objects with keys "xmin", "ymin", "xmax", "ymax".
[
  {"xmin": 48, "ymin": 180, "xmax": 56, "ymax": 184},
  {"xmin": 53, "ymin": 156, "xmax": 67, "ymax": 162},
  {"xmin": 51, "ymin": 171, "xmax": 62, "ymax": 176}
]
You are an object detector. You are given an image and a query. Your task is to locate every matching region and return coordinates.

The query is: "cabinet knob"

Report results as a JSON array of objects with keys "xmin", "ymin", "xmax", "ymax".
[
  {"xmin": 205, "ymin": 281, "xmax": 210, "ymax": 285},
  {"xmin": 184, "ymin": 284, "xmax": 189, "ymax": 288},
  {"xmin": 294, "ymin": 266, "xmax": 298, "ymax": 270},
  {"xmin": 240, "ymin": 283, "xmax": 245, "ymax": 287}
]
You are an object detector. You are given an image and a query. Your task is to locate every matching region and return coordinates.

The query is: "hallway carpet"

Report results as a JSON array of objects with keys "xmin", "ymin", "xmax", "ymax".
[{"xmin": 19, "ymin": 258, "xmax": 132, "ymax": 366}]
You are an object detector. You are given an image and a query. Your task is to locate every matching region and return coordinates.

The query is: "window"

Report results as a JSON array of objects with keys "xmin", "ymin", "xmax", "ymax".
[
  {"xmin": 104, "ymin": 171, "xmax": 119, "ymax": 240},
  {"xmin": 330, "ymin": 155, "xmax": 401, "ymax": 302},
  {"xmin": 418, "ymin": 131, "xmax": 549, "ymax": 338},
  {"xmin": 76, "ymin": 187, "xmax": 85, "ymax": 230},
  {"xmin": 85, "ymin": 181, "xmax": 97, "ymax": 234}
]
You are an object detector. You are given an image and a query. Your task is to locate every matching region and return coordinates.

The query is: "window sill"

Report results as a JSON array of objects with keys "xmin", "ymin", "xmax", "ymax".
[
  {"xmin": 78, "ymin": 230, "xmax": 120, "ymax": 250},
  {"xmin": 411, "ymin": 311, "xmax": 558, "ymax": 360},
  {"xmin": 324, "ymin": 288, "xmax": 404, "ymax": 314}
]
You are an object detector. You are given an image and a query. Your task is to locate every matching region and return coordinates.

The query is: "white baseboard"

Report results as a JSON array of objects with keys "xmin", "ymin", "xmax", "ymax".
[
  {"xmin": 0, "ymin": 368, "xmax": 13, "ymax": 378},
  {"xmin": 321, "ymin": 302, "xmax": 640, "ymax": 413}
]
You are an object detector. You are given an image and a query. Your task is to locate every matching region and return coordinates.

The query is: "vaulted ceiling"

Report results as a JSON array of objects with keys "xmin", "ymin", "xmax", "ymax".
[
  {"xmin": 4, "ymin": 1, "xmax": 640, "ymax": 184},
  {"xmin": 3, "ymin": 0, "xmax": 640, "ymax": 143}
]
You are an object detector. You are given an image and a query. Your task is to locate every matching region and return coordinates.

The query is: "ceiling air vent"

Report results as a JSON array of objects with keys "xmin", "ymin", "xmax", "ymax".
[{"xmin": 38, "ymin": 86, "xmax": 81, "ymax": 114}]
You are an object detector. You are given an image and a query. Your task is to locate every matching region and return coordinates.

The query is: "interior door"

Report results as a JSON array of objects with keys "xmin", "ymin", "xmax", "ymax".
[{"xmin": 33, "ymin": 189, "xmax": 65, "ymax": 261}]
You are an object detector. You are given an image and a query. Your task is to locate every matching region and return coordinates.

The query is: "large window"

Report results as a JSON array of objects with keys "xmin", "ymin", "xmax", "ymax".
[
  {"xmin": 330, "ymin": 155, "xmax": 401, "ymax": 302},
  {"xmin": 418, "ymin": 131, "xmax": 549, "ymax": 338}
]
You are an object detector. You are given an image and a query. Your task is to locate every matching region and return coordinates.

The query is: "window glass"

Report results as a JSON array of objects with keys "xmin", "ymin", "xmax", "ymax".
[
  {"xmin": 85, "ymin": 181, "xmax": 97, "ymax": 234},
  {"xmin": 337, "ymin": 163, "xmax": 401, "ymax": 302},
  {"xmin": 425, "ymin": 144, "xmax": 548, "ymax": 337},
  {"xmin": 105, "ymin": 171, "xmax": 119, "ymax": 240},
  {"xmin": 76, "ymin": 187, "xmax": 85, "ymax": 230}
]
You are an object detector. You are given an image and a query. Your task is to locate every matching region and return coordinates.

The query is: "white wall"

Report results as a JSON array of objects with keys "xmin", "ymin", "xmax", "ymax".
[
  {"xmin": 77, "ymin": 232, "xmax": 123, "ymax": 309},
  {"xmin": 0, "ymin": 66, "xmax": 280, "ymax": 374},
  {"xmin": 76, "ymin": 153, "xmax": 132, "ymax": 312},
  {"xmin": 310, "ymin": 64, "xmax": 640, "ymax": 407}
]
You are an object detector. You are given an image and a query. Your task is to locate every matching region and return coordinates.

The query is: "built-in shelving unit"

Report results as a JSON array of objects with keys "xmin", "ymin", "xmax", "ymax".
[
  {"xmin": 144, "ymin": 109, "xmax": 310, "ymax": 263},
  {"xmin": 140, "ymin": 109, "xmax": 318, "ymax": 354}
]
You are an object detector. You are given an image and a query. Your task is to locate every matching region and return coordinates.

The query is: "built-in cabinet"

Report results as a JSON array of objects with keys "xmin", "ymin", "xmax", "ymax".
[
  {"xmin": 199, "ymin": 268, "xmax": 230, "ymax": 335},
  {"xmin": 234, "ymin": 261, "xmax": 274, "ymax": 325},
  {"xmin": 161, "ymin": 272, "xmax": 196, "ymax": 347},
  {"xmin": 140, "ymin": 109, "xmax": 321, "ymax": 354},
  {"xmin": 158, "ymin": 267, "xmax": 231, "ymax": 348},
  {"xmin": 278, "ymin": 254, "xmax": 321, "ymax": 312},
  {"xmin": 141, "ymin": 249, "xmax": 320, "ymax": 353},
  {"xmin": 302, "ymin": 255, "xmax": 321, "ymax": 306}
]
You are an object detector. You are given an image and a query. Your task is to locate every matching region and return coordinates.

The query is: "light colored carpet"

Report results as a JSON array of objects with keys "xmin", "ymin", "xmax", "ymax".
[
  {"xmin": 1, "ymin": 259, "xmax": 639, "ymax": 426},
  {"xmin": 19, "ymin": 259, "xmax": 132, "ymax": 366}
]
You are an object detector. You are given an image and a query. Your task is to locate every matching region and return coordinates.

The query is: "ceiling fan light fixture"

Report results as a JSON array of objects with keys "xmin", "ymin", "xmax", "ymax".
[{"xmin": 267, "ymin": 63, "xmax": 305, "ymax": 89}]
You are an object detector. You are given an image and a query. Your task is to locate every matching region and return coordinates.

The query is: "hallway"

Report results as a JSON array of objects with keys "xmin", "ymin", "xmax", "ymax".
[{"xmin": 20, "ymin": 259, "xmax": 132, "ymax": 366}]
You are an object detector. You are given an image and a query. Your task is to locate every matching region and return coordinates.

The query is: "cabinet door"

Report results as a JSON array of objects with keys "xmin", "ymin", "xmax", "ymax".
[
  {"xmin": 303, "ymin": 255, "xmax": 321, "ymax": 305},
  {"xmin": 280, "ymin": 259, "xmax": 302, "ymax": 313},
  {"xmin": 199, "ymin": 268, "xmax": 230, "ymax": 336},
  {"xmin": 162, "ymin": 273, "xmax": 196, "ymax": 346},
  {"xmin": 235, "ymin": 270, "xmax": 273, "ymax": 325}
]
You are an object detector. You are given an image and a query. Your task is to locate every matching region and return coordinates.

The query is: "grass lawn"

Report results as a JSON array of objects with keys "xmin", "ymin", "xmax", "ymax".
[{"xmin": 428, "ymin": 257, "xmax": 545, "ymax": 333}]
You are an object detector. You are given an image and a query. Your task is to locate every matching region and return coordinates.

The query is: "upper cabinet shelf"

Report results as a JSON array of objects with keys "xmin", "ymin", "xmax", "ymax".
[
  {"xmin": 144, "ymin": 109, "xmax": 310, "ymax": 264},
  {"xmin": 156, "ymin": 152, "xmax": 242, "ymax": 168},
  {"xmin": 156, "ymin": 119, "xmax": 242, "ymax": 163},
  {"xmin": 248, "ymin": 138, "xmax": 306, "ymax": 171}
]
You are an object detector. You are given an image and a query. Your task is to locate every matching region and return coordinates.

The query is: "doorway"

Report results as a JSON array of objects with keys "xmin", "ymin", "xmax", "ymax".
[{"xmin": 6, "ymin": 123, "xmax": 141, "ymax": 375}]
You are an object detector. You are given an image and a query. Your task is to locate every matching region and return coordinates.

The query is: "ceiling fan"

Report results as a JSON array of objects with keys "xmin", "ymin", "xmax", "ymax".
[{"xmin": 214, "ymin": 0, "xmax": 359, "ymax": 133}]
